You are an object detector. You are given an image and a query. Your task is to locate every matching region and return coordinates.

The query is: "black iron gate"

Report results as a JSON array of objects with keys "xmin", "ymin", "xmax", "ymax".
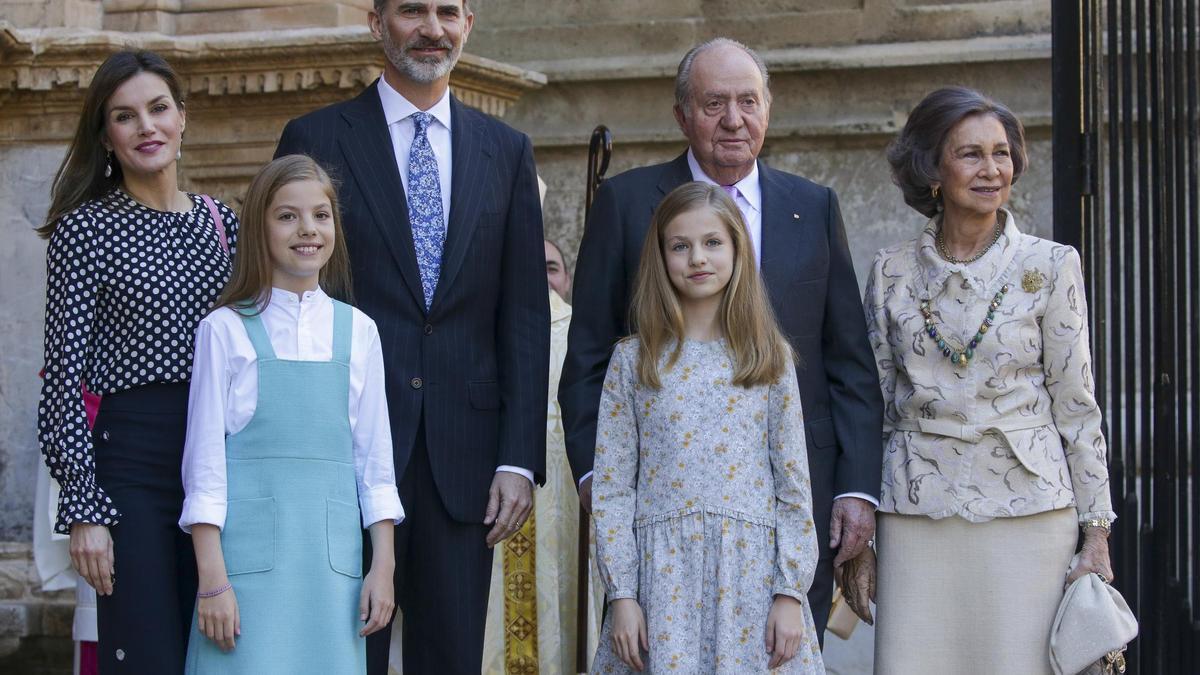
[{"xmin": 1052, "ymin": 1, "xmax": 1199, "ymax": 673}]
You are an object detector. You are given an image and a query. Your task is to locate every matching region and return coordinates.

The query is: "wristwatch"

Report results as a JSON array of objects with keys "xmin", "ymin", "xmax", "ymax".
[{"xmin": 1082, "ymin": 517, "xmax": 1112, "ymax": 534}]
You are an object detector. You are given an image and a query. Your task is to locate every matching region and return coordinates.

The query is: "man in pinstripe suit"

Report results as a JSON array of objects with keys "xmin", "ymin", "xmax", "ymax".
[{"xmin": 274, "ymin": 1, "xmax": 549, "ymax": 672}]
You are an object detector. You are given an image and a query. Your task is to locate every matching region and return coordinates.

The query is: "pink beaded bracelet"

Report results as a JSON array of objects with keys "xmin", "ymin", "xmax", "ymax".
[{"xmin": 197, "ymin": 582, "xmax": 232, "ymax": 599}]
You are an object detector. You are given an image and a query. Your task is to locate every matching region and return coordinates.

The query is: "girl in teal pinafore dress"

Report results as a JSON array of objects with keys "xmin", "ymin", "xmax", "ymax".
[{"xmin": 179, "ymin": 156, "xmax": 404, "ymax": 673}]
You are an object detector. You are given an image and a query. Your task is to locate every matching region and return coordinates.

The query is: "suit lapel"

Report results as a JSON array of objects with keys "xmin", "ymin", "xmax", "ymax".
[
  {"xmin": 336, "ymin": 83, "xmax": 426, "ymax": 311},
  {"xmin": 758, "ymin": 161, "xmax": 808, "ymax": 295},
  {"xmin": 654, "ymin": 152, "xmax": 694, "ymax": 214},
  {"xmin": 430, "ymin": 96, "xmax": 492, "ymax": 313}
]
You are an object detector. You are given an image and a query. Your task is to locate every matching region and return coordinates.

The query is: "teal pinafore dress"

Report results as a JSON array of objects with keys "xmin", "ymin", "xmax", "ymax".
[{"xmin": 186, "ymin": 301, "xmax": 366, "ymax": 673}]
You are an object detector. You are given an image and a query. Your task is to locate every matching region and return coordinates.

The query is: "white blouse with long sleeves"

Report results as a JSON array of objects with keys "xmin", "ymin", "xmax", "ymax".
[{"xmin": 179, "ymin": 287, "xmax": 404, "ymax": 532}]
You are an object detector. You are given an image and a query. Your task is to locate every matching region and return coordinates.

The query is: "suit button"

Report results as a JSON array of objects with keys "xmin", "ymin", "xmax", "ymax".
[
  {"xmin": 423, "ymin": 324, "xmax": 433, "ymax": 335},
  {"xmin": 410, "ymin": 377, "xmax": 423, "ymax": 390}
]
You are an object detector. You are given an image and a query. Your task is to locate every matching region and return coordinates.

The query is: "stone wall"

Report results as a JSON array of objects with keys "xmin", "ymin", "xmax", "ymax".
[{"xmin": 465, "ymin": 0, "xmax": 1055, "ymax": 280}]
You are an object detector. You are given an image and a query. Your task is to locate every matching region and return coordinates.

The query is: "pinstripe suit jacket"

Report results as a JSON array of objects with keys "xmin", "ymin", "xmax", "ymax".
[{"xmin": 275, "ymin": 83, "xmax": 549, "ymax": 523}]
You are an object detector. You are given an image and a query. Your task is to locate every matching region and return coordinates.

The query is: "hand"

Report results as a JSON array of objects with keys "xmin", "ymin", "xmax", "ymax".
[
  {"xmin": 69, "ymin": 523, "xmax": 114, "ymax": 595},
  {"xmin": 1066, "ymin": 527, "xmax": 1115, "ymax": 584},
  {"xmin": 835, "ymin": 547, "xmax": 876, "ymax": 625},
  {"xmin": 197, "ymin": 583, "xmax": 240, "ymax": 652},
  {"xmin": 359, "ymin": 562, "xmax": 396, "ymax": 637},
  {"xmin": 830, "ymin": 497, "xmax": 876, "ymax": 567},
  {"xmin": 610, "ymin": 598, "xmax": 648, "ymax": 671},
  {"xmin": 578, "ymin": 475, "xmax": 593, "ymax": 515},
  {"xmin": 484, "ymin": 472, "xmax": 533, "ymax": 548},
  {"xmin": 765, "ymin": 594, "xmax": 806, "ymax": 669}
]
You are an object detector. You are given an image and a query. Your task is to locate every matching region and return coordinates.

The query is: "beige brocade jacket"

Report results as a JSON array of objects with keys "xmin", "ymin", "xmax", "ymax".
[{"xmin": 863, "ymin": 210, "xmax": 1117, "ymax": 524}]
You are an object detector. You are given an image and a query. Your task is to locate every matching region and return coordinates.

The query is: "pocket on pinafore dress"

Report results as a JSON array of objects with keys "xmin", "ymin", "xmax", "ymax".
[
  {"xmin": 326, "ymin": 499, "xmax": 363, "ymax": 578},
  {"xmin": 222, "ymin": 497, "xmax": 276, "ymax": 575}
]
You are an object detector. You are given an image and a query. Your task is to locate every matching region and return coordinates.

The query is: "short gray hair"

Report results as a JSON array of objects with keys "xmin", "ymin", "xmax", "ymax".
[{"xmin": 674, "ymin": 38, "xmax": 771, "ymax": 115}]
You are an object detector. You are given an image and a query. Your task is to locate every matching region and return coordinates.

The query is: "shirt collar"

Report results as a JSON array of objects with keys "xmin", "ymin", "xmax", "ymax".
[
  {"xmin": 269, "ymin": 286, "xmax": 328, "ymax": 307},
  {"xmin": 378, "ymin": 77, "xmax": 452, "ymax": 132},
  {"xmin": 686, "ymin": 148, "xmax": 761, "ymax": 213},
  {"xmin": 917, "ymin": 208, "xmax": 1022, "ymax": 298}
]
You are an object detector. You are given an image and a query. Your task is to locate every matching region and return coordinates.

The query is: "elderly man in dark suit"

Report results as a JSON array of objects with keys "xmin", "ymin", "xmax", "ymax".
[
  {"xmin": 274, "ymin": 1, "xmax": 549, "ymax": 672},
  {"xmin": 559, "ymin": 37, "xmax": 883, "ymax": 642}
]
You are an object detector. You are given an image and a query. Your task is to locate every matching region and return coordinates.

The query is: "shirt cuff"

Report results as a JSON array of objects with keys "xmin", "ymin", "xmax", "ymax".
[
  {"xmin": 178, "ymin": 494, "xmax": 228, "ymax": 534},
  {"xmin": 770, "ymin": 586, "xmax": 808, "ymax": 604},
  {"xmin": 360, "ymin": 485, "xmax": 406, "ymax": 528},
  {"xmin": 578, "ymin": 470, "xmax": 593, "ymax": 487},
  {"xmin": 1078, "ymin": 510, "xmax": 1118, "ymax": 525},
  {"xmin": 496, "ymin": 466, "xmax": 534, "ymax": 484},
  {"xmin": 834, "ymin": 492, "xmax": 879, "ymax": 508}
]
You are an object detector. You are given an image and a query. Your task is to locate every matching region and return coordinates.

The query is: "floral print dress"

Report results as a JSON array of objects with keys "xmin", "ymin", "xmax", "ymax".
[{"xmin": 591, "ymin": 338, "xmax": 824, "ymax": 674}]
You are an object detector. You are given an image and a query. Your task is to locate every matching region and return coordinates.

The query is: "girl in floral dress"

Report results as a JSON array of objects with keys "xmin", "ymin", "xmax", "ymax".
[{"xmin": 591, "ymin": 182, "xmax": 825, "ymax": 674}]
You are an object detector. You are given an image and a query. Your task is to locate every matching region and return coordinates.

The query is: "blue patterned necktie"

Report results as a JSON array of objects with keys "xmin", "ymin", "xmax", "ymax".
[{"xmin": 406, "ymin": 111, "xmax": 445, "ymax": 309}]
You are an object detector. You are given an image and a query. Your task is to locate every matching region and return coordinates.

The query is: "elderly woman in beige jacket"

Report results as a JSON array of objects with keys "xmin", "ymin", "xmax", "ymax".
[{"xmin": 864, "ymin": 87, "xmax": 1116, "ymax": 674}]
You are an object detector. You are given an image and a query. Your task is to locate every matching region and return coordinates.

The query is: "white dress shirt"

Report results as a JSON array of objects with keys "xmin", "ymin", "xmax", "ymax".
[
  {"xmin": 378, "ymin": 77, "xmax": 453, "ymax": 228},
  {"xmin": 581, "ymin": 153, "xmax": 879, "ymax": 509},
  {"xmin": 687, "ymin": 148, "xmax": 763, "ymax": 267},
  {"xmin": 180, "ymin": 287, "xmax": 404, "ymax": 531},
  {"xmin": 377, "ymin": 78, "xmax": 534, "ymax": 485}
]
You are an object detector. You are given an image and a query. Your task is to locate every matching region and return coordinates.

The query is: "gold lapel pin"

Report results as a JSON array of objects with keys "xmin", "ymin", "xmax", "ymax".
[{"xmin": 1021, "ymin": 269, "xmax": 1045, "ymax": 293}]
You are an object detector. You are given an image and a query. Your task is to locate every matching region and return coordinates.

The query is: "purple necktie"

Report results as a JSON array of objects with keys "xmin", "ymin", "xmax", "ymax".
[{"xmin": 722, "ymin": 184, "xmax": 739, "ymax": 202}]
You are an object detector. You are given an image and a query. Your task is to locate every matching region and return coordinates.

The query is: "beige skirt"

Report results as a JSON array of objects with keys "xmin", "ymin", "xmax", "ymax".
[{"xmin": 874, "ymin": 509, "xmax": 1077, "ymax": 675}]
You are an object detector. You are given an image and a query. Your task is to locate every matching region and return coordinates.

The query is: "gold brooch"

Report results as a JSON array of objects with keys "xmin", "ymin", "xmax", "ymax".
[{"xmin": 1021, "ymin": 269, "xmax": 1045, "ymax": 293}]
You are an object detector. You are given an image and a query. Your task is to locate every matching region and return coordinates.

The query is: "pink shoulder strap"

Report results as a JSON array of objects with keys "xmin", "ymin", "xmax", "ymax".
[{"xmin": 200, "ymin": 194, "xmax": 229, "ymax": 253}]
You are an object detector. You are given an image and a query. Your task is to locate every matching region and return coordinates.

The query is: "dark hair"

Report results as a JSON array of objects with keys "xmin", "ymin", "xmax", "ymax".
[
  {"xmin": 216, "ymin": 155, "xmax": 354, "ymax": 312},
  {"xmin": 37, "ymin": 50, "xmax": 185, "ymax": 239},
  {"xmin": 886, "ymin": 86, "xmax": 1027, "ymax": 218}
]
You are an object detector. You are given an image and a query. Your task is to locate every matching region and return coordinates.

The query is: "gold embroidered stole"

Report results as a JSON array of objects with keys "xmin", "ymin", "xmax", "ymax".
[{"xmin": 502, "ymin": 509, "xmax": 538, "ymax": 673}]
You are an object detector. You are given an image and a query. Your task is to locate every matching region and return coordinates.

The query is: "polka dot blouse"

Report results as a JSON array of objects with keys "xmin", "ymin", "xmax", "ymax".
[{"xmin": 38, "ymin": 189, "xmax": 239, "ymax": 534}]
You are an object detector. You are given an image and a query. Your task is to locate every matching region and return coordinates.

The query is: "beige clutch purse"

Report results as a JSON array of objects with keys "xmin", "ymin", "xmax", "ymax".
[
  {"xmin": 825, "ymin": 587, "xmax": 859, "ymax": 641},
  {"xmin": 1049, "ymin": 572, "xmax": 1138, "ymax": 675}
]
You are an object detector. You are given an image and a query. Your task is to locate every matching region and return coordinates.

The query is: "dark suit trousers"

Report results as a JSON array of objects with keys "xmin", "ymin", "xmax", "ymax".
[
  {"xmin": 811, "ymin": 556, "xmax": 833, "ymax": 648},
  {"xmin": 366, "ymin": 418, "xmax": 494, "ymax": 675}
]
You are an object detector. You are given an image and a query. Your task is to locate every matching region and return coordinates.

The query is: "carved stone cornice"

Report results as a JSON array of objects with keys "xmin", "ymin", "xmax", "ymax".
[{"xmin": 0, "ymin": 22, "xmax": 545, "ymax": 202}]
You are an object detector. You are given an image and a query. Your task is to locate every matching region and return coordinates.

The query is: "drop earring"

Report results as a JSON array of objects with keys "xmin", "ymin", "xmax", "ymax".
[
  {"xmin": 176, "ymin": 146, "xmax": 182, "ymax": 161},
  {"xmin": 104, "ymin": 151, "xmax": 113, "ymax": 178}
]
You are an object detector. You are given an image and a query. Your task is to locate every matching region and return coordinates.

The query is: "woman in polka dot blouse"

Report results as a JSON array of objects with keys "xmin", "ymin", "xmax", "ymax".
[{"xmin": 36, "ymin": 50, "xmax": 238, "ymax": 672}]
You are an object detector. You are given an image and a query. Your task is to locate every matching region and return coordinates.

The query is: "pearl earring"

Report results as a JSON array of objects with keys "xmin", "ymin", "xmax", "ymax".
[
  {"xmin": 104, "ymin": 151, "xmax": 113, "ymax": 178},
  {"xmin": 176, "ymin": 147, "xmax": 182, "ymax": 161}
]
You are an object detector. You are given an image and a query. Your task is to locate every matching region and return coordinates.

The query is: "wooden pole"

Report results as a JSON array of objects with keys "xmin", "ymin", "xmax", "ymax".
[{"xmin": 575, "ymin": 125, "xmax": 612, "ymax": 675}]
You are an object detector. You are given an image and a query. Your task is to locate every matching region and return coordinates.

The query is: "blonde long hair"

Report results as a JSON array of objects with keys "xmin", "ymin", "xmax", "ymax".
[
  {"xmin": 216, "ymin": 155, "xmax": 353, "ymax": 312},
  {"xmin": 629, "ymin": 181, "xmax": 793, "ymax": 389}
]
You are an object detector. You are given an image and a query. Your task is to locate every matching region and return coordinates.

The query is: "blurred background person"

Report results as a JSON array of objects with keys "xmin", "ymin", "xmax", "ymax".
[{"xmin": 481, "ymin": 178, "xmax": 603, "ymax": 674}]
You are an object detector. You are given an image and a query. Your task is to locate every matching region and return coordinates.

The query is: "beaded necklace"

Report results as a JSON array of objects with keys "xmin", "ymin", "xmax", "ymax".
[{"xmin": 921, "ymin": 283, "xmax": 1010, "ymax": 367}]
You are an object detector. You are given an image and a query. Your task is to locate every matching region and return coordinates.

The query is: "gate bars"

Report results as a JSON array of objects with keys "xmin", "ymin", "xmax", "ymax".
[{"xmin": 1052, "ymin": 1, "xmax": 1199, "ymax": 672}]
